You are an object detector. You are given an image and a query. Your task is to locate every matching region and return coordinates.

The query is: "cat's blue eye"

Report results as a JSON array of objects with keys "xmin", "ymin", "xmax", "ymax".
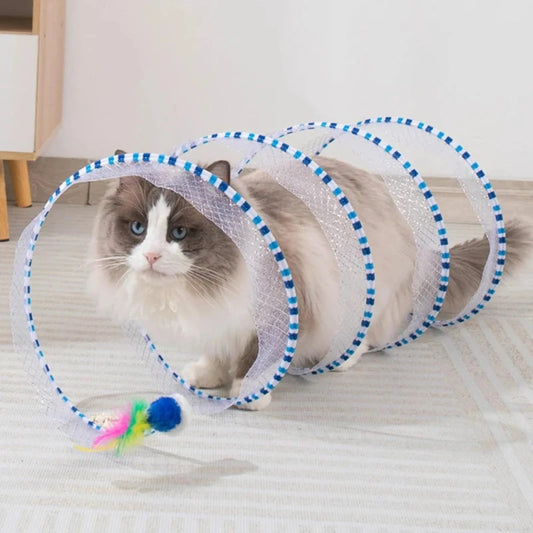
[
  {"xmin": 171, "ymin": 227, "xmax": 188, "ymax": 241},
  {"xmin": 130, "ymin": 220, "xmax": 145, "ymax": 236}
]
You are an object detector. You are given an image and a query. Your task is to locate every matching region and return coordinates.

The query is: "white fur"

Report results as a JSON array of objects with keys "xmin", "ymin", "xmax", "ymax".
[
  {"xmin": 333, "ymin": 340, "xmax": 370, "ymax": 372},
  {"xmin": 279, "ymin": 224, "xmax": 340, "ymax": 365},
  {"xmin": 89, "ymin": 190, "xmax": 341, "ymax": 409},
  {"xmin": 182, "ymin": 355, "xmax": 231, "ymax": 389},
  {"xmin": 128, "ymin": 196, "xmax": 193, "ymax": 276},
  {"xmin": 233, "ymin": 177, "xmax": 341, "ymax": 369},
  {"xmin": 88, "ymin": 193, "xmax": 255, "ymax": 392},
  {"xmin": 230, "ymin": 379, "xmax": 272, "ymax": 411},
  {"xmin": 88, "ymin": 161, "xmax": 417, "ymax": 412}
]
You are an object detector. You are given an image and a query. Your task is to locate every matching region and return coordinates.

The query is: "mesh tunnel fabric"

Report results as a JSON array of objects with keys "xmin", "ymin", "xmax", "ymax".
[
  {"xmin": 11, "ymin": 154, "xmax": 298, "ymax": 443},
  {"xmin": 11, "ymin": 119, "xmax": 505, "ymax": 448}
]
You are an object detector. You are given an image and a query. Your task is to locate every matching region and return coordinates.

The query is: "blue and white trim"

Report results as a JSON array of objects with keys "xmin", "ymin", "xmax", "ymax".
[
  {"xmin": 13, "ymin": 153, "xmax": 299, "ymax": 435},
  {"xmin": 355, "ymin": 116, "xmax": 505, "ymax": 328},
  {"xmin": 12, "ymin": 118, "xmax": 506, "ymax": 448},
  {"xmin": 240, "ymin": 122, "xmax": 450, "ymax": 349},
  {"xmin": 176, "ymin": 130, "xmax": 377, "ymax": 374}
]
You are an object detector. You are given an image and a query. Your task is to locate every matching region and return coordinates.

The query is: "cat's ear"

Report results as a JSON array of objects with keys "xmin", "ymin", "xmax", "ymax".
[
  {"xmin": 206, "ymin": 160, "xmax": 231, "ymax": 185},
  {"xmin": 118, "ymin": 175, "xmax": 143, "ymax": 189},
  {"xmin": 114, "ymin": 149, "xmax": 126, "ymax": 156}
]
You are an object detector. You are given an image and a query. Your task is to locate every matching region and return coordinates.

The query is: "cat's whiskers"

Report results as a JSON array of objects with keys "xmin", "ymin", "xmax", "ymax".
[
  {"xmin": 184, "ymin": 275, "xmax": 220, "ymax": 310},
  {"xmin": 94, "ymin": 261, "xmax": 129, "ymax": 273},
  {"xmin": 116, "ymin": 265, "xmax": 133, "ymax": 288},
  {"xmin": 200, "ymin": 276, "xmax": 243, "ymax": 305},
  {"xmin": 186, "ymin": 267, "xmax": 236, "ymax": 295},
  {"xmin": 188, "ymin": 263, "xmax": 228, "ymax": 279},
  {"xmin": 187, "ymin": 264, "xmax": 240, "ymax": 291},
  {"xmin": 187, "ymin": 269, "xmax": 228, "ymax": 287},
  {"xmin": 80, "ymin": 255, "xmax": 129, "ymax": 273},
  {"xmin": 185, "ymin": 269, "xmax": 242, "ymax": 311},
  {"xmin": 86, "ymin": 255, "xmax": 128, "ymax": 265},
  {"xmin": 184, "ymin": 270, "xmax": 219, "ymax": 295}
]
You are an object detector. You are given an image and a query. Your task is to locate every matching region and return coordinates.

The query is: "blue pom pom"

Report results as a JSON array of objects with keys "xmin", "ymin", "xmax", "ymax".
[{"xmin": 147, "ymin": 397, "xmax": 182, "ymax": 432}]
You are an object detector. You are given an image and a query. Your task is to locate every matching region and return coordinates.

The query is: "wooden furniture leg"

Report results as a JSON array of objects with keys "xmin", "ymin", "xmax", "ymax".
[
  {"xmin": 0, "ymin": 161, "xmax": 9, "ymax": 241},
  {"xmin": 7, "ymin": 160, "xmax": 32, "ymax": 207}
]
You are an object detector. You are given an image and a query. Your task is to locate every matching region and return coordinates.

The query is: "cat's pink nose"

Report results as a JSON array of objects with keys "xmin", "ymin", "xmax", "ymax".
[{"xmin": 144, "ymin": 252, "xmax": 161, "ymax": 266}]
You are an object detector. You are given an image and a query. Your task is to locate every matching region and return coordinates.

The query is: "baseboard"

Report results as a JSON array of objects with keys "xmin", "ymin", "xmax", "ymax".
[
  {"xmin": 426, "ymin": 177, "xmax": 533, "ymax": 224},
  {"xmin": 5, "ymin": 157, "xmax": 533, "ymax": 225}
]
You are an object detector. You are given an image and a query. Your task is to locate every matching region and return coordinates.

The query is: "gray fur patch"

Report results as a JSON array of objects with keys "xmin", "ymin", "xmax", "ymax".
[
  {"xmin": 439, "ymin": 218, "xmax": 533, "ymax": 319},
  {"xmin": 93, "ymin": 175, "xmax": 241, "ymax": 295}
]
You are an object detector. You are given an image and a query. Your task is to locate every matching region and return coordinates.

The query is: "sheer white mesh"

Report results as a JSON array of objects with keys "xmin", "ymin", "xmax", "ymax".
[
  {"xmin": 359, "ymin": 121, "xmax": 499, "ymax": 326},
  {"xmin": 241, "ymin": 146, "xmax": 366, "ymax": 372},
  {"xmin": 175, "ymin": 138, "xmax": 369, "ymax": 373},
  {"xmin": 10, "ymin": 160, "xmax": 292, "ymax": 439},
  {"xmin": 246, "ymin": 127, "xmax": 444, "ymax": 348},
  {"xmin": 329, "ymin": 132, "xmax": 443, "ymax": 347},
  {"xmin": 11, "ymin": 121, "xmax": 503, "ymax": 450}
]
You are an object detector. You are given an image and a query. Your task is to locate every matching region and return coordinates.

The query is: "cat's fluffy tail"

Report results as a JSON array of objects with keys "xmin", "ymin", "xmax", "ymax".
[{"xmin": 438, "ymin": 219, "xmax": 532, "ymax": 319}]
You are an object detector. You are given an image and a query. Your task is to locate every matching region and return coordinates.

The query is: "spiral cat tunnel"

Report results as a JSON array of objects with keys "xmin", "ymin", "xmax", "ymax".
[{"xmin": 10, "ymin": 118, "xmax": 505, "ymax": 452}]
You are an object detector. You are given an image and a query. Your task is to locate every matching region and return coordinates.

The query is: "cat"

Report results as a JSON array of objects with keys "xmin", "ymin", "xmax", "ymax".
[{"xmin": 87, "ymin": 155, "xmax": 531, "ymax": 410}]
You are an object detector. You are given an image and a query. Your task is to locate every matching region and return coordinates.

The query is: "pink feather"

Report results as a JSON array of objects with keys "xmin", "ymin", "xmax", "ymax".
[{"xmin": 92, "ymin": 407, "xmax": 132, "ymax": 448}]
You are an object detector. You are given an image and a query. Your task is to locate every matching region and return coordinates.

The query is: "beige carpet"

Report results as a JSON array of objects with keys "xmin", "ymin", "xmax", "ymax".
[{"xmin": 1, "ymin": 203, "xmax": 533, "ymax": 532}]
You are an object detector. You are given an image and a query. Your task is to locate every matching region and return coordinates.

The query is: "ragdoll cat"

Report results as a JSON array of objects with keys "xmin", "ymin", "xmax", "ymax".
[{"xmin": 87, "ymin": 155, "xmax": 530, "ymax": 410}]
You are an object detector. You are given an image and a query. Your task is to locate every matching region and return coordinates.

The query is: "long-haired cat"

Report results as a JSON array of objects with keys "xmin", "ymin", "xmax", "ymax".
[{"xmin": 87, "ymin": 156, "xmax": 531, "ymax": 410}]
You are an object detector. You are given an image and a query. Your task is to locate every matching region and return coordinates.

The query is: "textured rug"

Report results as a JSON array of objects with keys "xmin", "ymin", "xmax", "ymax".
[{"xmin": 1, "ymin": 203, "xmax": 532, "ymax": 532}]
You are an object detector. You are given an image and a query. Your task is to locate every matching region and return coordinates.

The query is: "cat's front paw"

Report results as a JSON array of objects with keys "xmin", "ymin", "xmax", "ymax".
[
  {"xmin": 236, "ymin": 395, "xmax": 272, "ymax": 411},
  {"xmin": 333, "ymin": 355, "xmax": 361, "ymax": 372},
  {"xmin": 230, "ymin": 379, "xmax": 272, "ymax": 411},
  {"xmin": 332, "ymin": 342, "xmax": 369, "ymax": 372},
  {"xmin": 182, "ymin": 356, "xmax": 231, "ymax": 389}
]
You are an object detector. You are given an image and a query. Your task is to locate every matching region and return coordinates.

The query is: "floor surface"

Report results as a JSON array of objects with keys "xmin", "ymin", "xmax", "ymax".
[{"xmin": 1, "ymin": 203, "xmax": 532, "ymax": 532}]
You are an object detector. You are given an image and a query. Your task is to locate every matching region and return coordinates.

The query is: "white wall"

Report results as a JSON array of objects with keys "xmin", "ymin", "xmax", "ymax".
[{"xmin": 44, "ymin": 0, "xmax": 533, "ymax": 179}]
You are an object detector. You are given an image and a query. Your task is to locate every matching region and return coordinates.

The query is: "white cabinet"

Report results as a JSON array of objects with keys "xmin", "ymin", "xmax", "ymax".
[
  {"xmin": 0, "ymin": 34, "xmax": 39, "ymax": 152},
  {"xmin": 0, "ymin": 0, "xmax": 65, "ymax": 241}
]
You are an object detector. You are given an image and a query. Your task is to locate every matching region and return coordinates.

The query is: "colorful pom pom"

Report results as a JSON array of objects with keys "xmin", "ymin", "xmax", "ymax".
[
  {"xmin": 88, "ymin": 395, "xmax": 188, "ymax": 456},
  {"xmin": 147, "ymin": 396, "xmax": 182, "ymax": 432}
]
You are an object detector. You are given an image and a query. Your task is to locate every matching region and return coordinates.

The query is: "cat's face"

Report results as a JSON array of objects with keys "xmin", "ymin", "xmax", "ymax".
[{"xmin": 93, "ymin": 173, "xmax": 238, "ymax": 293}]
